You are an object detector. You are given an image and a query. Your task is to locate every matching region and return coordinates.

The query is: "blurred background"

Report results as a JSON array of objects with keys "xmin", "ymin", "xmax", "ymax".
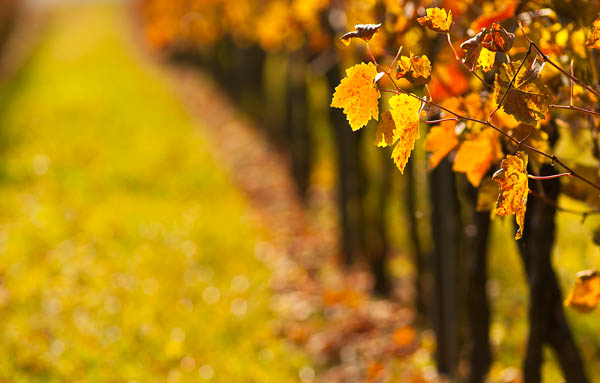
[{"xmin": 1, "ymin": 0, "xmax": 600, "ymax": 382}]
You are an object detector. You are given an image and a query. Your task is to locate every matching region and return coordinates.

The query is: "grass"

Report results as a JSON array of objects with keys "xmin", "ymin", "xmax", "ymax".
[{"xmin": 0, "ymin": 3, "xmax": 309, "ymax": 382}]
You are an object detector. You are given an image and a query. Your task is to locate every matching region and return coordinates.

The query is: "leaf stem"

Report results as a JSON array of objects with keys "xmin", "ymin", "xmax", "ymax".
[
  {"xmin": 366, "ymin": 42, "xmax": 378, "ymax": 66},
  {"xmin": 528, "ymin": 172, "xmax": 571, "ymax": 180},
  {"xmin": 423, "ymin": 117, "xmax": 459, "ymax": 124}
]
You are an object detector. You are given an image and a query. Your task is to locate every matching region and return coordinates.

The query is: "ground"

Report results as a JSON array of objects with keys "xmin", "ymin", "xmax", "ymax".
[{"xmin": 0, "ymin": 3, "xmax": 309, "ymax": 382}]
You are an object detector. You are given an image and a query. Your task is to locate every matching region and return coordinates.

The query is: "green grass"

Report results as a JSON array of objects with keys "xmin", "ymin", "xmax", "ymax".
[{"xmin": 0, "ymin": 3, "xmax": 308, "ymax": 382}]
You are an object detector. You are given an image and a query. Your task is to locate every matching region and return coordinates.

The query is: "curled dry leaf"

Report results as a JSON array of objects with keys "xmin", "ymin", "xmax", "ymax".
[
  {"xmin": 586, "ymin": 17, "xmax": 600, "ymax": 49},
  {"xmin": 340, "ymin": 23, "xmax": 382, "ymax": 46},
  {"xmin": 481, "ymin": 22, "xmax": 515, "ymax": 52},
  {"xmin": 331, "ymin": 62, "xmax": 380, "ymax": 131},
  {"xmin": 396, "ymin": 53, "xmax": 432, "ymax": 85},
  {"xmin": 417, "ymin": 8, "xmax": 452, "ymax": 33},
  {"xmin": 493, "ymin": 151, "xmax": 529, "ymax": 240},
  {"xmin": 461, "ymin": 23, "xmax": 513, "ymax": 71},
  {"xmin": 388, "ymin": 94, "xmax": 422, "ymax": 173},
  {"xmin": 564, "ymin": 270, "xmax": 600, "ymax": 313},
  {"xmin": 493, "ymin": 57, "xmax": 553, "ymax": 124}
]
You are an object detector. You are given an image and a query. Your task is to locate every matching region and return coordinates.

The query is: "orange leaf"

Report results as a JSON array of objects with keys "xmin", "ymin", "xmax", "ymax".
[
  {"xmin": 393, "ymin": 326, "xmax": 417, "ymax": 348},
  {"xmin": 388, "ymin": 94, "xmax": 422, "ymax": 173},
  {"xmin": 470, "ymin": 0, "xmax": 517, "ymax": 32},
  {"xmin": 481, "ymin": 22, "xmax": 515, "ymax": 53},
  {"xmin": 453, "ymin": 129, "xmax": 502, "ymax": 187},
  {"xmin": 565, "ymin": 270, "xmax": 600, "ymax": 312},
  {"xmin": 331, "ymin": 62, "xmax": 380, "ymax": 131},
  {"xmin": 396, "ymin": 53, "xmax": 432, "ymax": 85},
  {"xmin": 340, "ymin": 23, "xmax": 382, "ymax": 46},
  {"xmin": 424, "ymin": 122, "xmax": 458, "ymax": 168},
  {"xmin": 417, "ymin": 8, "xmax": 453, "ymax": 33},
  {"xmin": 586, "ymin": 17, "xmax": 600, "ymax": 49},
  {"xmin": 492, "ymin": 151, "xmax": 529, "ymax": 240}
]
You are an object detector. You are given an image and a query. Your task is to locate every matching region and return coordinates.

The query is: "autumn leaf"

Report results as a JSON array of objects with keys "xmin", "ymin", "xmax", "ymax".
[
  {"xmin": 340, "ymin": 23, "xmax": 382, "ymax": 46},
  {"xmin": 375, "ymin": 111, "xmax": 395, "ymax": 147},
  {"xmin": 331, "ymin": 62, "xmax": 381, "ymax": 131},
  {"xmin": 428, "ymin": 61, "xmax": 469, "ymax": 100},
  {"xmin": 396, "ymin": 53, "xmax": 432, "ymax": 85},
  {"xmin": 493, "ymin": 57, "xmax": 553, "ymax": 124},
  {"xmin": 477, "ymin": 47, "xmax": 496, "ymax": 72},
  {"xmin": 565, "ymin": 270, "xmax": 600, "ymax": 312},
  {"xmin": 493, "ymin": 151, "xmax": 529, "ymax": 240},
  {"xmin": 586, "ymin": 17, "xmax": 600, "ymax": 49},
  {"xmin": 461, "ymin": 23, "xmax": 512, "ymax": 71},
  {"xmin": 481, "ymin": 22, "xmax": 515, "ymax": 53},
  {"xmin": 453, "ymin": 129, "xmax": 502, "ymax": 187},
  {"xmin": 460, "ymin": 31, "xmax": 486, "ymax": 71},
  {"xmin": 388, "ymin": 94, "xmax": 422, "ymax": 173},
  {"xmin": 417, "ymin": 8, "xmax": 452, "ymax": 33},
  {"xmin": 424, "ymin": 121, "xmax": 458, "ymax": 168}
]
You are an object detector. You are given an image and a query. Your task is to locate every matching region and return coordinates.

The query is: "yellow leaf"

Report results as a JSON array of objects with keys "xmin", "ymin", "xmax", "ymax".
[
  {"xmin": 331, "ymin": 62, "xmax": 380, "ymax": 131},
  {"xmin": 388, "ymin": 94, "xmax": 422, "ymax": 173},
  {"xmin": 586, "ymin": 17, "xmax": 600, "ymax": 49},
  {"xmin": 565, "ymin": 270, "xmax": 600, "ymax": 312},
  {"xmin": 417, "ymin": 8, "xmax": 452, "ymax": 33},
  {"xmin": 493, "ymin": 57, "xmax": 553, "ymax": 124},
  {"xmin": 477, "ymin": 47, "xmax": 495, "ymax": 72},
  {"xmin": 453, "ymin": 129, "xmax": 502, "ymax": 187},
  {"xmin": 396, "ymin": 53, "xmax": 432, "ymax": 85},
  {"xmin": 492, "ymin": 151, "xmax": 529, "ymax": 240},
  {"xmin": 424, "ymin": 123, "xmax": 458, "ymax": 168},
  {"xmin": 375, "ymin": 111, "xmax": 395, "ymax": 147}
]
